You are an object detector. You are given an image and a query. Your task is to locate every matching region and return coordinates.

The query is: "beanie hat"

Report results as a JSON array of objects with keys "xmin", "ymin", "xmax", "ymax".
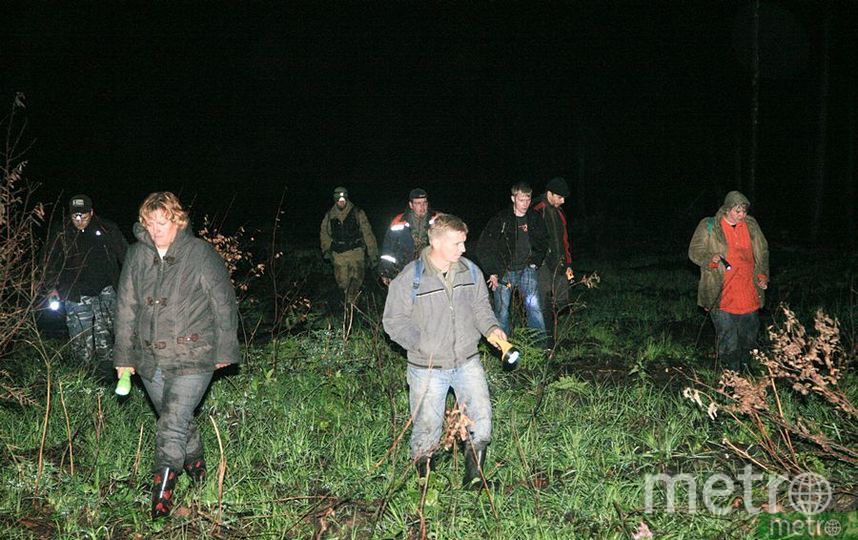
[{"xmin": 545, "ymin": 177, "xmax": 570, "ymax": 198}]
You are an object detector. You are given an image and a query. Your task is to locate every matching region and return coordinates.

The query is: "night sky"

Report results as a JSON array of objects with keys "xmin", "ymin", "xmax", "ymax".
[{"xmin": 2, "ymin": 1, "xmax": 856, "ymax": 249}]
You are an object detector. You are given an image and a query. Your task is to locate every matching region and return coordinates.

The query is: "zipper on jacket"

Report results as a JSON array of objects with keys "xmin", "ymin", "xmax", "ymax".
[{"xmin": 150, "ymin": 255, "xmax": 165, "ymax": 357}]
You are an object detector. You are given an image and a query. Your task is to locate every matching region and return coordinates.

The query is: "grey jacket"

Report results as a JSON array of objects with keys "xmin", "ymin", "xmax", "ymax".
[
  {"xmin": 383, "ymin": 250, "xmax": 500, "ymax": 369},
  {"xmin": 113, "ymin": 223, "xmax": 240, "ymax": 380}
]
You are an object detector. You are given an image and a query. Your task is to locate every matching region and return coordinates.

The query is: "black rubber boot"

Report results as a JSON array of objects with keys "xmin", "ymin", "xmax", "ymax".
[
  {"xmin": 151, "ymin": 467, "xmax": 179, "ymax": 520},
  {"xmin": 415, "ymin": 456, "xmax": 431, "ymax": 479},
  {"xmin": 463, "ymin": 443, "xmax": 487, "ymax": 490},
  {"xmin": 184, "ymin": 457, "xmax": 207, "ymax": 485}
]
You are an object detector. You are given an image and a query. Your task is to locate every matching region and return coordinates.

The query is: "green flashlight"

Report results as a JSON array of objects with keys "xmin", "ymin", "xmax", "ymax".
[{"xmin": 115, "ymin": 370, "xmax": 132, "ymax": 396}]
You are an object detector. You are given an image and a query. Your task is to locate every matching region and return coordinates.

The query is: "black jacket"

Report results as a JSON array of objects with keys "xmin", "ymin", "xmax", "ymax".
[
  {"xmin": 476, "ymin": 207, "xmax": 547, "ymax": 278},
  {"xmin": 113, "ymin": 223, "xmax": 240, "ymax": 380},
  {"xmin": 43, "ymin": 215, "xmax": 128, "ymax": 299}
]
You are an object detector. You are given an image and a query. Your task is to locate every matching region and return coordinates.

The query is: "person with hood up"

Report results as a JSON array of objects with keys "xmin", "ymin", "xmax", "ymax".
[
  {"xmin": 320, "ymin": 186, "xmax": 378, "ymax": 304},
  {"xmin": 113, "ymin": 192, "xmax": 239, "ymax": 520},
  {"xmin": 689, "ymin": 190, "xmax": 769, "ymax": 372}
]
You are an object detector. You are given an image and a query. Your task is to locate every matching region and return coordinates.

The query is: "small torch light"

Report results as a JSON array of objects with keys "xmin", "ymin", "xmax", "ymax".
[{"xmin": 488, "ymin": 335, "xmax": 521, "ymax": 371}]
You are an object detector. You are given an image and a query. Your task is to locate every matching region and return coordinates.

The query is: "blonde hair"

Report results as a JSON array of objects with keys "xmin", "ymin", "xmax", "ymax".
[
  {"xmin": 428, "ymin": 213, "xmax": 468, "ymax": 240},
  {"xmin": 138, "ymin": 192, "xmax": 189, "ymax": 230},
  {"xmin": 510, "ymin": 182, "xmax": 532, "ymax": 196}
]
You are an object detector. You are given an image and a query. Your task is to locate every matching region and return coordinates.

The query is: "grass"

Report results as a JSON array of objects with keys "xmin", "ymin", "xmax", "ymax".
[{"xmin": 0, "ymin": 249, "xmax": 855, "ymax": 538}]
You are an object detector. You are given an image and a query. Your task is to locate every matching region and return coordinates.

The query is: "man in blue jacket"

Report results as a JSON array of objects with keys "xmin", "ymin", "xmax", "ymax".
[{"xmin": 379, "ymin": 188, "xmax": 438, "ymax": 285}]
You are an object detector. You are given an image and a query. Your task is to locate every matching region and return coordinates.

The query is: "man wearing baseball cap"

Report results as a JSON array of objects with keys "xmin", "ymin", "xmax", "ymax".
[
  {"xmin": 379, "ymin": 187, "xmax": 440, "ymax": 285},
  {"xmin": 320, "ymin": 186, "xmax": 378, "ymax": 305},
  {"xmin": 43, "ymin": 194, "xmax": 128, "ymax": 380}
]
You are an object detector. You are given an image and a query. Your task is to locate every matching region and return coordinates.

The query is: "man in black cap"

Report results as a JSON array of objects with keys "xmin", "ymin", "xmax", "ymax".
[
  {"xmin": 532, "ymin": 178, "xmax": 574, "ymax": 346},
  {"xmin": 43, "ymin": 194, "xmax": 128, "ymax": 379},
  {"xmin": 378, "ymin": 187, "xmax": 439, "ymax": 285},
  {"xmin": 320, "ymin": 186, "xmax": 378, "ymax": 304}
]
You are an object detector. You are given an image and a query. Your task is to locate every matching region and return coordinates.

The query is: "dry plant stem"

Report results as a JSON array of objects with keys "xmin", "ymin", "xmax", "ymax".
[
  {"xmin": 373, "ymin": 417, "xmax": 414, "ymax": 470},
  {"xmin": 766, "ymin": 366, "xmax": 797, "ymax": 463},
  {"xmin": 465, "ymin": 442, "xmax": 497, "ymax": 517},
  {"xmin": 721, "ymin": 438, "xmax": 775, "ymax": 473},
  {"xmin": 418, "ymin": 463, "xmax": 430, "ymax": 540},
  {"xmin": 208, "ymin": 415, "xmax": 227, "ymax": 530},
  {"xmin": 35, "ymin": 371, "xmax": 51, "ymax": 495},
  {"xmin": 57, "ymin": 381, "xmax": 74, "ymax": 476},
  {"xmin": 131, "ymin": 423, "xmax": 144, "ymax": 484},
  {"xmin": 95, "ymin": 392, "xmax": 104, "ymax": 447}
]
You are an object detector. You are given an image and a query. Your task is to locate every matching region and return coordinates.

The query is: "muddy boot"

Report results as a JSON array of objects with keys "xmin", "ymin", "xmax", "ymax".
[
  {"xmin": 462, "ymin": 443, "xmax": 487, "ymax": 490},
  {"xmin": 151, "ymin": 467, "xmax": 179, "ymax": 520},
  {"xmin": 415, "ymin": 456, "xmax": 431, "ymax": 479},
  {"xmin": 184, "ymin": 457, "xmax": 207, "ymax": 485}
]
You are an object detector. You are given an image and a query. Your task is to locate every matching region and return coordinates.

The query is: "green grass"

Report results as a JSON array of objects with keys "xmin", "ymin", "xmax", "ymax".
[{"xmin": 0, "ymin": 250, "xmax": 855, "ymax": 538}]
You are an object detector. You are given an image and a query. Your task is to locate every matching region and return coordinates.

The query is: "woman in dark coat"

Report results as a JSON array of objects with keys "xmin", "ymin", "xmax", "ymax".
[{"xmin": 114, "ymin": 192, "xmax": 239, "ymax": 519}]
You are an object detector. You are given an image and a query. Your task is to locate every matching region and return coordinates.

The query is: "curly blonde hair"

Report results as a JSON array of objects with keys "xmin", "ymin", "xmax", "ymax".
[{"xmin": 138, "ymin": 192, "xmax": 189, "ymax": 230}]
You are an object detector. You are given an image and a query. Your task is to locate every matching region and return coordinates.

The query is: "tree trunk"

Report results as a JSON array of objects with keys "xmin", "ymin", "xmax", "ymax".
[
  {"xmin": 811, "ymin": 6, "xmax": 832, "ymax": 242},
  {"xmin": 748, "ymin": 0, "xmax": 760, "ymax": 202},
  {"xmin": 846, "ymin": 61, "xmax": 856, "ymax": 250}
]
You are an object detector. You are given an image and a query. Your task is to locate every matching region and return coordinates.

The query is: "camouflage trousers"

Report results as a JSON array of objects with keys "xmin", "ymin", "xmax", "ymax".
[
  {"xmin": 332, "ymin": 248, "xmax": 366, "ymax": 303},
  {"xmin": 65, "ymin": 285, "xmax": 117, "ymax": 378}
]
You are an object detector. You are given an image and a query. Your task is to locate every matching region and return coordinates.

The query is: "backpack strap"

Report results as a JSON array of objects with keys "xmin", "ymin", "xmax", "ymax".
[{"xmin": 410, "ymin": 258, "xmax": 424, "ymax": 303}]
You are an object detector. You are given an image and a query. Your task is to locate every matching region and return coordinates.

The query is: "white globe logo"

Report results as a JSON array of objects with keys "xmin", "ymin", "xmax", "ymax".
[
  {"xmin": 788, "ymin": 473, "xmax": 831, "ymax": 515},
  {"xmin": 823, "ymin": 520, "xmax": 842, "ymax": 536}
]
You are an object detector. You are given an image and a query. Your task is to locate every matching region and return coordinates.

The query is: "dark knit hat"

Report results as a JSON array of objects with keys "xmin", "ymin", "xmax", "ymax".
[
  {"xmin": 409, "ymin": 187, "xmax": 428, "ymax": 200},
  {"xmin": 69, "ymin": 194, "xmax": 93, "ymax": 213},
  {"xmin": 333, "ymin": 186, "xmax": 348, "ymax": 201},
  {"xmin": 545, "ymin": 177, "xmax": 570, "ymax": 198}
]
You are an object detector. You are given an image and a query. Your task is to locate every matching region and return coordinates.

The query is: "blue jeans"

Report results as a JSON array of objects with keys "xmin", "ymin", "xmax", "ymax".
[
  {"xmin": 142, "ymin": 368, "xmax": 213, "ymax": 471},
  {"xmin": 710, "ymin": 309, "xmax": 760, "ymax": 371},
  {"xmin": 407, "ymin": 357, "xmax": 492, "ymax": 459},
  {"xmin": 493, "ymin": 266, "xmax": 546, "ymax": 337}
]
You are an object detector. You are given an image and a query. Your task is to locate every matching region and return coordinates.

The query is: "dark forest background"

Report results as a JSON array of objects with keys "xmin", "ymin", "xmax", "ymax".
[{"xmin": 2, "ymin": 1, "xmax": 856, "ymax": 250}]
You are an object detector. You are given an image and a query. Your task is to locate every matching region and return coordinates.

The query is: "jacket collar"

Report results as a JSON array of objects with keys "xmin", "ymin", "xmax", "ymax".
[{"xmin": 133, "ymin": 221, "xmax": 194, "ymax": 256}]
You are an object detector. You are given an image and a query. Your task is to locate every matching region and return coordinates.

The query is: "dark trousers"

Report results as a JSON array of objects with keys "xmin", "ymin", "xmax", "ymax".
[
  {"xmin": 65, "ymin": 285, "xmax": 117, "ymax": 379},
  {"xmin": 538, "ymin": 263, "xmax": 570, "ymax": 345},
  {"xmin": 710, "ymin": 309, "xmax": 760, "ymax": 371},
  {"xmin": 142, "ymin": 368, "xmax": 213, "ymax": 471}
]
